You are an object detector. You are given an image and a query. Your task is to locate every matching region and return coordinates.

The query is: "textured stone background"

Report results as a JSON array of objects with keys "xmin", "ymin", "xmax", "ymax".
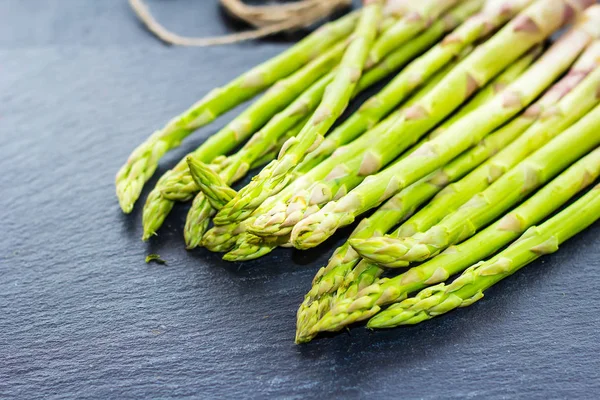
[{"xmin": 1, "ymin": 1, "xmax": 599, "ymax": 398}]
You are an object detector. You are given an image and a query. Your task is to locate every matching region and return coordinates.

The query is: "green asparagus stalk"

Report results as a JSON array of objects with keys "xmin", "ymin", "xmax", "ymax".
[
  {"xmin": 214, "ymin": 0, "xmax": 532, "ymax": 225},
  {"xmin": 368, "ymin": 181, "xmax": 600, "ymax": 329},
  {"xmin": 291, "ymin": 2, "xmax": 598, "ymax": 250},
  {"xmin": 307, "ymin": 146, "xmax": 600, "ymax": 336},
  {"xmin": 115, "ymin": 12, "xmax": 359, "ymax": 213},
  {"xmin": 352, "ymin": 62, "xmax": 600, "ymax": 267},
  {"xmin": 295, "ymin": 49, "xmax": 542, "ymax": 339}
]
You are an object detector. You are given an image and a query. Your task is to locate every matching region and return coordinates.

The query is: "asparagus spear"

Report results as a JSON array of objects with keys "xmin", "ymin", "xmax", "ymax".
[
  {"xmin": 249, "ymin": 47, "xmax": 542, "ymax": 239},
  {"xmin": 351, "ymin": 67, "xmax": 600, "ymax": 268},
  {"xmin": 394, "ymin": 42, "xmax": 600, "ymax": 241},
  {"xmin": 295, "ymin": 50, "xmax": 542, "ymax": 339},
  {"xmin": 368, "ymin": 181, "xmax": 600, "ymax": 329},
  {"xmin": 115, "ymin": 12, "xmax": 359, "ymax": 213},
  {"xmin": 291, "ymin": 2, "xmax": 599, "ymax": 250},
  {"xmin": 310, "ymin": 147, "xmax": 600, "ymax": 335},
  {"xmin": 214, "ymin": 0, "xmax": 532, "ymax": 225}
]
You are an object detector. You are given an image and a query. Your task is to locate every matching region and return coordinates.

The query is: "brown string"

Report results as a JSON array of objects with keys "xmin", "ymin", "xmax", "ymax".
[{"xmin": 129, "ymin": 0, "xmax": 353, "ymax": 47}]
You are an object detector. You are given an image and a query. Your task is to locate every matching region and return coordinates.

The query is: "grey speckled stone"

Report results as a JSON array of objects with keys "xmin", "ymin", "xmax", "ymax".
[{"xmin": 1, "ymin": 1, "xmax": 599, "ymax": 399}]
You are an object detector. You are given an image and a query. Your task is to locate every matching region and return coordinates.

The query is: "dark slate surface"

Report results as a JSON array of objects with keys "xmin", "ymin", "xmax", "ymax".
[{"xmin": 1, "ymin": 1, "xmax": 599, "ymax": 398}]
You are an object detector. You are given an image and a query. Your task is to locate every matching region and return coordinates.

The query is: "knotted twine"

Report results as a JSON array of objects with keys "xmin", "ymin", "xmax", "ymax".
[{"xmin": 129, "ymin": 0, "xmax": 353, "ymax": 46}]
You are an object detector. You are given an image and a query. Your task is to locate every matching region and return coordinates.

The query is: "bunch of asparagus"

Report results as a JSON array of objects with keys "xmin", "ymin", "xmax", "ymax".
[{"xmin": 117, "ymin": 0, "xmax": 600, "ymax": 343}]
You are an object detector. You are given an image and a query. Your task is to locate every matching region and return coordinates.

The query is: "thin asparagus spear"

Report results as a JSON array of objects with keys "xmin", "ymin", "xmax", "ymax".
[
  {"xmin": 248, "ymin": 47, "xmax": 542, "ymax": 239},
  {"xmin": 291, "ymin": 2, "xmax": 599, "ymax": 250},
  {"xmin": 215, "ymin": 0, "xmax": 532, "ymax": 225},
  {"xmin": 295, "ymin": 50, "xmax": 542, "ymax": 339},
  {"xmin": 115, "ymin": 12, "xmax": 358, "ymax": 213},
  {"xmin": 308, "ymin": 146, "xmax": 600, "ymax": 335},
  {"xmin": 394, "ymin": 41, "xmax": 600, "ymax": 240},
  {"xmin": 352, "ymin": 64, "xmax": 600, "ymax": 267},
  {"xmin": 368, "ymin": 181, "xmax": 600, "ymax": 329}
]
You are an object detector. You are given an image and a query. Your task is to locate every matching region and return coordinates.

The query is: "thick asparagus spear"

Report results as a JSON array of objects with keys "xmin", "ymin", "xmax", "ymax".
[
  {"xmin": 308, "ymin": 146, "xmax": 600, "ymax": 335},
  {"xmin": 394, "ymin": 41, "xmax": 600, "ymax": 240},
  {"xmin": 368, "ymin": 181, "xmax": 600, "ymax": 329},
  {"xmin": 295, "ymin": 50, "xmax": 543, "ymax": 339},
  {"xmin": 115, "ymin": 12, "xmax": 358, "ymax": 213},
  {"xmin": 291, "ymin": 2, "xmax": 599, "ymax": 250},
  {"xmin": 351, "ymin": 69, "xmax": 600, "ymax": 268},
  {"xmin": 248, "ymin": 47, "xmax": 542, "ymax": 239},
  {"xmin": 214, "ymin": 0, "xmax": 532, "ymax": 225}
]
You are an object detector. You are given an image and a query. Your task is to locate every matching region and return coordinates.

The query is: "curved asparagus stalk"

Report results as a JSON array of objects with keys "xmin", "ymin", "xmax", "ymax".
[
  {"xmin": 249, "ymin": 47, "xmax": 540, "ymax": 239},
  {"xmin": 310, "ymin": 147, "xmax": 600, "ymax": 335},
  {"xmin": 295, "ymin": 50, "xmax": 543, "ymax": 339},
  {"xmin": 352, "ymin": 61, "xmax": 600, "ymax": 267},
  {"xmin": 368, "ymin": 181, "xmax": 600, "ymax": 329},
  {"xmin": 214, "ymin": 0, "xmax": 532, "ymax": 225},
  {"xmin": 115, "ymin": 12, "xmax": 359, "ymax": 213},
  {"xmin": 291, "ymin": 2, "xmax": 599, "ymax": 250}
]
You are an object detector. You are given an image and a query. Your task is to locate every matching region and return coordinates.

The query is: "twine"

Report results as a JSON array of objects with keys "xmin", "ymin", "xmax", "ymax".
[{"xmin": 129, "ymin": 0, "xmax": 353, "ymax": 46}]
